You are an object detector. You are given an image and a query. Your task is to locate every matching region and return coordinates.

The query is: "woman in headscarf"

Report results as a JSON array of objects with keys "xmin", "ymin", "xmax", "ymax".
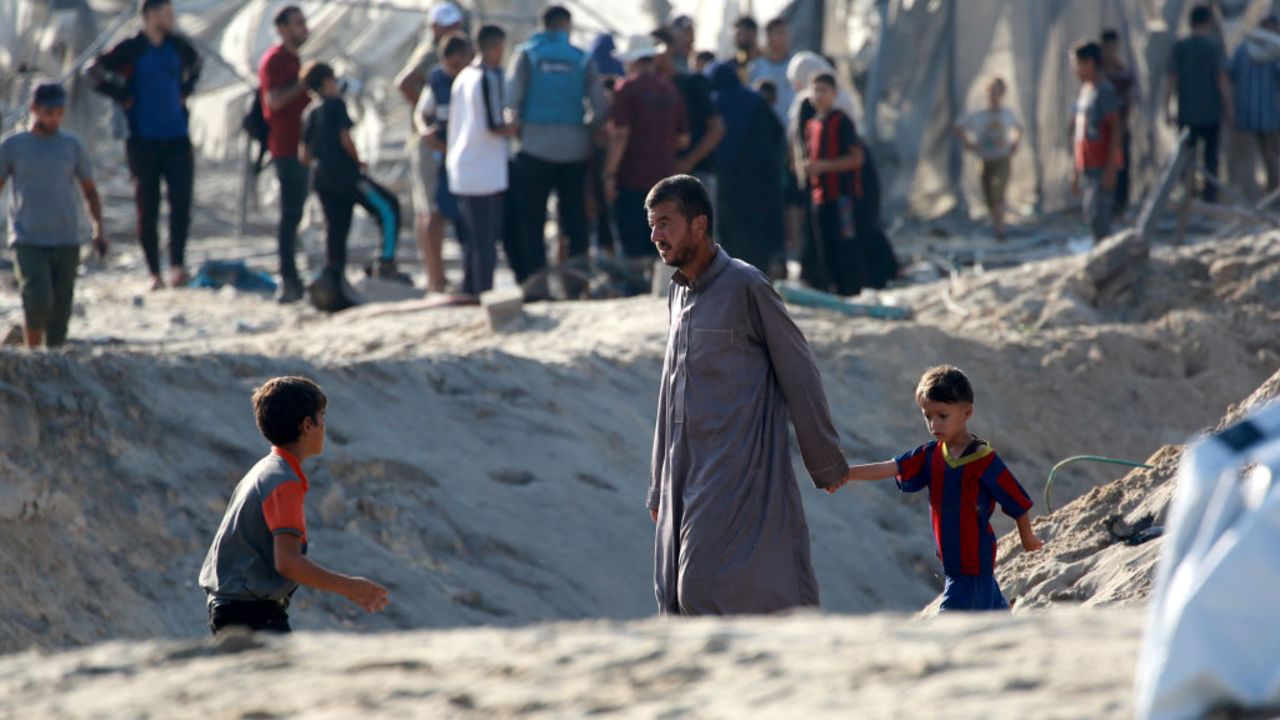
[
  {"xmin": 709, "ymin": 61, "xmax": 787, "ymax": 276},
  {"xmin": 787, "ymin": 52, "xmax": 897, "ymax": 292}
]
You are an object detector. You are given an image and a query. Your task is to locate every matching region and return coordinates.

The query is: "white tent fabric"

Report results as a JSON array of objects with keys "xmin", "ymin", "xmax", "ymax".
[
  {"xmin": 1134, "ymin": 400, "xmax": 1280, "ymax": 720},
  {"xmin": 6, "ymin": 0, "xmax": 1280, "ymax": 221}
]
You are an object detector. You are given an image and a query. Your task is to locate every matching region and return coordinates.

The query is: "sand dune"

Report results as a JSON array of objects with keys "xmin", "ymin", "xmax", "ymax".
[{"xmin": 0, "ymin": 607, "xmax": 1144, "ymax": 719}]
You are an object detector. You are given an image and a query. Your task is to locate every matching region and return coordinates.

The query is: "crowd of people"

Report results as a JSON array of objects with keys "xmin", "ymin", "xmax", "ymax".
[{"xmin": 6, "ymin": 1, "xmax": 1280, "ymax": 343}]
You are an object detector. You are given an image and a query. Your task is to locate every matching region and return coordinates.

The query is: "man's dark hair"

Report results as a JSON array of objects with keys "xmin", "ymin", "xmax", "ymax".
[
  {"xmin": 696, "ymin": 50, "xmax": 716, "ymax": 65},
  {"xmin": 1074, "ymin": 40, "xmax": 1103, "ymax": 65},
  {"xmin": 734, "ymin": 16, "xmax": 758, "ymax": 32},
  {"xmin": 765, "ymin": 17, "xmax": 788, "ymax": 34},
  {"xmin": 1190, "ymin": 4, "xmax": 1213, "ymax": 27},
  {"xmin": 441, "ymin": 34, "xmax": 471, "ymax": 59},
  {"xmin": 915, "ymin": 365, "xmax": 975, "ymax": 405},
  {"xmin": 543, "ymin": 5, "xmax": 571, "ymax": 29},
  {"xmin": 253, "ymin": 376, "xmax": 328, "ymax": 447},
  {"xmin": 1100, "ymin": 28, "xmax": 1120, "ymax": 44},
  {"xmin": 652, "ymin": 27, "xmax": 675, "ymax": 46},
  {"xmin": 813, "ymin": 73, "xmax": 837, "ymax": 89},
  {"xmin": 274, "ymin": 5, "xmax": 302, "ymax": 27},
  {"xmin": 646, "ymin": 175, "xmax": 714, "ymax": 237},
  {"xmin": 140, "ymin": 0, "xmax": 170, "ymax": 15},
  {"xmin": 303, "ymin": 61, "xmax": 335, "ymax": 93},
  {"xmin": 477, "ymin": 24, "xmax": 506, "ymax": 50}
]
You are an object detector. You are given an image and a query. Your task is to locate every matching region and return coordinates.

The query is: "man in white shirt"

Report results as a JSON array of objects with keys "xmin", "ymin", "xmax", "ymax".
[
  {"xmin": 447, "ymin": 24, "xmax": 516, "ymax": 299},
  {"xmin": 953, "ymin": 77, "xmax": 1023, "ymax": 240}
]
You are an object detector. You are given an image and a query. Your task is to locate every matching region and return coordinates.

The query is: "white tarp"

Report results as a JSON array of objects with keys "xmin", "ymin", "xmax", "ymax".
[{"xmin": 1134, "ymin": 400, "xmax": 1280, "ymax": 719}]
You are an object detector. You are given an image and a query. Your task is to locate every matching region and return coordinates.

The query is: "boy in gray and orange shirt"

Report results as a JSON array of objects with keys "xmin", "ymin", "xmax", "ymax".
[{"xmin": 199, "ymin": 376, "xmax": 388, "ymax": 634}]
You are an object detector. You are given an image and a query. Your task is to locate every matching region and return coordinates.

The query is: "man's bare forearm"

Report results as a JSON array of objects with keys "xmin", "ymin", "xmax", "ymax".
[{"xmin": 82, "ymin": 181, "xmax": 103, "ymax": 231}]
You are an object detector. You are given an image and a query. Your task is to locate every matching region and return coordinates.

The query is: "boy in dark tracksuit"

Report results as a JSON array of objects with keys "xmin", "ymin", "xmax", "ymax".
[
  {"xmin": 801, "ymin": 73, "xmax": 864, "ymax": 297},
  {"xmin": 301, "ymin": 63, "xmax": 408, "ymax": 311}
]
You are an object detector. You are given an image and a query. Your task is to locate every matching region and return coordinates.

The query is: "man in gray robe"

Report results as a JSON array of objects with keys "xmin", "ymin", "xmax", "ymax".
[{"xmin": 644, "ymin": 174, "xmax": 850, "ymax": 615}]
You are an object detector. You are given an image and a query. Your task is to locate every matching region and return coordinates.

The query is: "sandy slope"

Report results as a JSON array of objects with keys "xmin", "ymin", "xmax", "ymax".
[
  {"xmin": 0, "ymin": 606, "xmax": 1143, "ymax": 720},
  {"xmin": 1, "ymin": 210, "xmax": 1278, "ymax": 655}
]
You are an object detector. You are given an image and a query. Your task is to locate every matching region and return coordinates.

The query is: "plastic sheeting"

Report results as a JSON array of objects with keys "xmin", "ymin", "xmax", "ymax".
[{"xmin": 1134, "ymin": 400, "xmax": 1280, "ymax": 720}]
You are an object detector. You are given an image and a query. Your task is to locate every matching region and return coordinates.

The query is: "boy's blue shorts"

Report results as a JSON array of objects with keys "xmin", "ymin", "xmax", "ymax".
[{"xmin": 940, "ymin": 574, "xmax": 1010, "ymax": 612}]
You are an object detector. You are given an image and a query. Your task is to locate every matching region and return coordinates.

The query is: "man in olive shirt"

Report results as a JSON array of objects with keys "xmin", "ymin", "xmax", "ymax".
[{"xmin": 0, "ymin": 83, "xmax": 106, "ymax": 348}]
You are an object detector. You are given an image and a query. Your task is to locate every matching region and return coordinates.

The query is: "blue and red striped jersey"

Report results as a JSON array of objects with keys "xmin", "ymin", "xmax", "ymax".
[{"xmin": 894, "ymin": 440, "xmax": 1033, "ymax": 577}]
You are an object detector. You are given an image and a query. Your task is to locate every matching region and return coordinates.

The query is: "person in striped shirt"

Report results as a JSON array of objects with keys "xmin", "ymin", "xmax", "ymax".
[{"xmin": 829, "ymin": 365, "xmax": 1044, "ymax": 611}]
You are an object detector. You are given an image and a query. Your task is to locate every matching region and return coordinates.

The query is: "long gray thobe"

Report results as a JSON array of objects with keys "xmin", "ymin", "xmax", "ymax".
[{"xmin": 647, "ymin": 247, "xmax": 848, "ymax": 615}]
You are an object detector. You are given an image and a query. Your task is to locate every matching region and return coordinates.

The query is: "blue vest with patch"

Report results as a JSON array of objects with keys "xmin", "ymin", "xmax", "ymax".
[{"xmin": 520, "ymin": 31, "xmax": 587, "ymax": 125}]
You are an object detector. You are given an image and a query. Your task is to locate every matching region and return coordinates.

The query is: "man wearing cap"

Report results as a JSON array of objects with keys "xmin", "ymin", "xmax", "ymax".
[
  {"xmin": 0, "ymin": 83, "xmax": 107, "ymax": 348},
  {"xmin": 604, "ymin": 34, "xmax": 688, "ymax": 264},
  {"xmin": 396, "ymin": 2, "xmax": 464, "ymax": 294},
  {"xmin": 87, "ymin": 0, "xmax": 201, "ymax": 290},
  {"xmin": 504, "ymin": 5, "xmax": 606, "ymax": 289}
]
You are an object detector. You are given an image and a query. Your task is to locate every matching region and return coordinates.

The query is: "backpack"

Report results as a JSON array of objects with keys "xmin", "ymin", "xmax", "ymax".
[{"xmin": 242, "ymin": 87, "xmax": 271, "ymax": 174}]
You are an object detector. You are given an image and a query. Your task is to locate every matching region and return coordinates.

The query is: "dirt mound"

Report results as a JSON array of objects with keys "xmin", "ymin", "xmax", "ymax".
[
  {"xmin": 0, "ymin": 606, "xmax": 1144, "ymax": 720},
  {"xmin": 1, "ymin": 222, "xmax": 1278, "ymax": 653},
  {"xmin": 997, "ymin": 367, "xmax": 1280, "ymax": 609}
]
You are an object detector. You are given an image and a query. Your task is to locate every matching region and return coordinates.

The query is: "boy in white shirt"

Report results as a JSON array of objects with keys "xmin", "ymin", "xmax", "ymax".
[
  {"xmin": 953, "ymin": 77, "xmax": 1023, "ymax": 240},
  {"xmin": 446, "ymin": 24, "xmax": 517, "ymax": 300}
]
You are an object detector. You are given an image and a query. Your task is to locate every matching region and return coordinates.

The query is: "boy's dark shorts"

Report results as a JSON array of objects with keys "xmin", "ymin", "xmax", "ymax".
[
  {"xmin": 940, "ymin": 574, "xmax": 1009, "ymax": 612},
  {"xmin": 980, "ymin": 157, "xmax": 1011, "ymax": 212},
  {"xmin": 208, "ymin": 599, "xmax": 292, "ymax": 635}
]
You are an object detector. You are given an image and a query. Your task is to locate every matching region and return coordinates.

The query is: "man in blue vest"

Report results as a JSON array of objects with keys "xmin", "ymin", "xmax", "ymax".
[{"xmin": 505, "ymin": 5, "xmax": 606, "ymax": 288}]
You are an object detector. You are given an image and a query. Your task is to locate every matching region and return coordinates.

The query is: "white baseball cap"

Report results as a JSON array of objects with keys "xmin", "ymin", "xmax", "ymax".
[
  {"xmin": 616, "ymin": 33, "xmax": 664, "ymax": 62},
  {"xmin": 430, "ymin": 2, "xmax": 463, "ymax": 28}
]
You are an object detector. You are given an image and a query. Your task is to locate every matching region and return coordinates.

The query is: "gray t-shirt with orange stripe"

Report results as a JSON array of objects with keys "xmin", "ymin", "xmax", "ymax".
[{"xmin": 199, "ymin": 449, "xmax": 309, "ymax": 604}]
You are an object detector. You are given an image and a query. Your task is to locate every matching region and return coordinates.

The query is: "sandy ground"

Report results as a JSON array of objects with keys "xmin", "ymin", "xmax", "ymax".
[
  {"xmin": 0, "ymin": 606, "xmax": 1144, "ymax": 720},
  {"xmin": 1, "ymin": 150, "xmax": 1278, "ymax": 718}
]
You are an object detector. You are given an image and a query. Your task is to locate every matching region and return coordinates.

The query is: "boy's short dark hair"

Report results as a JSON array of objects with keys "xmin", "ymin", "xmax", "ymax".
[
  {"xmin": 646, "ymin": 175, "xmax": 714, "ymax": 237},
  {"xmin": 813, "ymin": 73, "xmax": 837, "ymax": 89},
  {"xmin": 1190, "ymin": 4, "xmax": 1213, "ymax": 26},
  {"xmin": 274, "ymin": 5, "xmax": 302, "ymax": 27},
  {"xmin": 303, "ymin": 62, "xmax": 335, "ymax": 93},
  {"xmin": 652, "ymin": 27, "xmax": 675, "ymax": 46},
  {"xmin": 765, "ymin": 17, "xmax": 788, "ymax": 34},
  {"xmin": 140, "ymin": 0, "xmax": 169, "ymax": 15},
  {"xmin": 1100, "ymin": 28, "xmax": 1120, "ymax": 44},
  {"xmin": 543, "ymin": 5, "xmax": 571, "ymax": 29},
  {"xmin": 441, "ymin": 34, "xmax": 471, "ymax": 59},
  {"xmin": 477, "ymin": 24, "xmax": 506, "ymax": 50},
  {"xmin": 916, "ymin": 365, "xmax": 975, "ymax": 405},
  {"xmin": 253, "ymin": 376, "xmax": 327, "ymax": 447},
  {"xmin": 734, "ymin": 16, "xmax": 758, "ymax": 31},
  {"xmin": 696, "ymin": 50, "xmax": 716, "ymax": 64},
  {"xmin": 1074, "ymin": 40, "xmax": 1103, "ymax": 65}
]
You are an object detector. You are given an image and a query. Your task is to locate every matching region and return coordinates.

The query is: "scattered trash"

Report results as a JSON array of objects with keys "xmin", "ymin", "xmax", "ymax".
[{"xmin": 188, "ymin": 260, "xmax": 277, "ymax": 294}]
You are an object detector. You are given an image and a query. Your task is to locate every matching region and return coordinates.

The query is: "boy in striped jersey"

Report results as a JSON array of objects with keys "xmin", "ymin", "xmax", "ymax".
[{"xmin": 831, "ymin": 365, "xmax": 1044, "ymax": 611}]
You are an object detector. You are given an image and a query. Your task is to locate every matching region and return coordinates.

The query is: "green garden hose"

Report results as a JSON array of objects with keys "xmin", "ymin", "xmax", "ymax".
[{"xmin": 1044, "ymin": 455, "xmax": 1155, "ymax": 512}]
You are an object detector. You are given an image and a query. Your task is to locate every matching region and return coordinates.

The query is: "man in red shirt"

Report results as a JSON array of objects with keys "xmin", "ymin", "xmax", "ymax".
[
  {"xmin": 1071, "ymin": 41, "xmax": 1123, "ymax": 243},
  {"xmin": 604, "ymin": 34, "xmax": 688, "ymax": 263},
  {"xmin": 259, "ymin": 5, "xmax": 311, "ymax": 303}
]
